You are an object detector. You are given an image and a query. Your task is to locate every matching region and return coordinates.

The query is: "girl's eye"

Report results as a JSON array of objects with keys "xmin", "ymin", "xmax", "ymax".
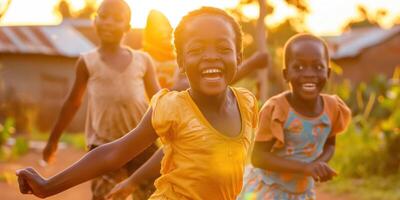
[
  {"xmin": 188, "ymin": 48, "xmax": 202, "ymax": 54},
  {"xmin": 218, "ymin": 46, "xmax": 232, "ymax": 53},
  {"xmin": 316, "ymin": 65, "xmax": 324, "ymax": 70}
]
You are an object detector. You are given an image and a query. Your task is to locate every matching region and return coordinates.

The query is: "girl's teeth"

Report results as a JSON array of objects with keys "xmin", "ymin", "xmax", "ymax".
[
  {"xmin": 201, "ymin": 68, "xmax": 223, "ymax": 81},
  {"xmin": 302, "ymin": 83, "xmax": 316, "ymax": 91},
  {"xmin": 202, "ymin": 68, "xmax": 222, "ymax": 74}
]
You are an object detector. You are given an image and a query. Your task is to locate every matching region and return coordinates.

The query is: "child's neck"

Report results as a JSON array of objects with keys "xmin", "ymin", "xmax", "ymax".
[
  {"xmin": 189, "ymin": 88, "xmax": 230, "ymax": 112},
  {"xmin": 99, "ymin": 42, "xmax": 123, "ymax": 53},
  {"xmin": 287, "ymin": 92, "xmax": 323, "ymax": 118}
]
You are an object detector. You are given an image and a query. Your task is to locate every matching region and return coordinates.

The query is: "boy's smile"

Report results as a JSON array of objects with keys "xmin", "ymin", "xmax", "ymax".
[
  {"xmin": 284, "ymin": 39, "xmax": 330, "ymax": 101},
  {"xmin": 179, "ymin": 15, "xmax": 240, "ymax": 96}
]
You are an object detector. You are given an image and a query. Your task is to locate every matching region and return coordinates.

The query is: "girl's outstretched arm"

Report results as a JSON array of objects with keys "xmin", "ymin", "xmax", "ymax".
[{"xmin": 16, "ymin": 109, "xmax": 159, "ymax": 199}]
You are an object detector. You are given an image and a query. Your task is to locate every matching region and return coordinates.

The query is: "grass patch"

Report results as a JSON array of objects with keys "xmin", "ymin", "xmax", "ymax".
[
  {"xmin": 320, "ymin": 175, "xmax": 400, "ymax": 200},
  {"xmin": 30, "ymin": 130, "xmax": 86, "ymax": 150}
]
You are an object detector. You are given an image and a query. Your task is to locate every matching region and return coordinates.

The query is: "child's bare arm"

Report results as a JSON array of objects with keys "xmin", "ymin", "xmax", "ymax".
[
  {"xmin": 143, "ymin": 54, "xmax": 161, "ymax": 97},
  {"xmin": 232, "ymin": 51, "xmax": 269, "ymax": 83},
  {"xmin": 252, "ymin": 140, "xmax": 308, "ymax": 173},
  {"xmin": 315, "ymin": 136, "xmax": 336, "ymax": 163},
  {"xmin": 312, "ymin": 136, "xmax": 337, "ymax": 182},
  {"xmin": 252, "ymin": 140, "xmax": 337, "ymax": 182},
  {"xmin": 17, "ymin": 109, "xmax": 159, "ymax": 198},
  {"xmin": 106, "ymin": 148, "xmax": 163, "ymax": 199},
  {"xmin": 43, "ymin": 58, "xmax": 88, "ymax": 163}
]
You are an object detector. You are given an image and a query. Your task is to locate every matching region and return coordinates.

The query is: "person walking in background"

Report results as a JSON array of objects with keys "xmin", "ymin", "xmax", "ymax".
[{"xmin": 42, "ymin": 0, "xmax": 160, "ymax": 199}]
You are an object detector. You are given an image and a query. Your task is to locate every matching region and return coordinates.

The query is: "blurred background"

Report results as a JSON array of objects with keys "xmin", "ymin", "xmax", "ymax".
[{"xmin": 0, "ymin": 0, "xmax": 399, "ymax": 199}]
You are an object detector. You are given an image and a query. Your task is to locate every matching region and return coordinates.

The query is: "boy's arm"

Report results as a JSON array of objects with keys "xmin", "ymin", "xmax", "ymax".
[
  {"xmin": 143, "ymin": 54, "xmax": 161, "ymax": 97},
  {"xmin": 315, "ymin": 136, "xmax": 336, "ymax": 163},
  {"xmin": 252, "ymin": 140, "xmax": 337, "ymax": 182},
  {"xmin": 106, "ymin": 148, "xmax": 163, "ymax": 199},
  {"xmin": 17, "ymin": 109, "xmax": 159, "ymax": 198},
  {"xmin": 43, "ymin": 57, "xmax": 88, "ymax": 163},
  {"xmin": 252, "ymin": 140, "xmax": 308, "ymax": 173},
  {"xmin": 313, "ymin": 136, "xmax": 337, "ymax": 182},
  {"xmin": 232, "ymin": 51, "xmax": 269, "ymax": 83}
]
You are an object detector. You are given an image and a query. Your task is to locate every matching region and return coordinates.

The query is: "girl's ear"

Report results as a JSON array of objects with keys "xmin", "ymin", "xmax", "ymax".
[{"xmin": 282, "ymin": 68, "xmax": 288, "ymax": 82}]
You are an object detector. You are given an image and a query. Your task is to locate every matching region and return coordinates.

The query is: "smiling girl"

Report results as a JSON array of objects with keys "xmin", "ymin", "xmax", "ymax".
[{"xmin": 16, "ymin": 7, "xmax": 258, "ymax": 200}]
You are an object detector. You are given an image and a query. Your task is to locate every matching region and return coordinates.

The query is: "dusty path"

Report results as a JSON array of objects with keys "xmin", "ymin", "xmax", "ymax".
[
  {"xmin": 0, "ymin": 146, "xmax": 353, "ymax": 200},
  {"xmin": 0, "ymin": 147, "xmax": 91, "ymax": 200}
]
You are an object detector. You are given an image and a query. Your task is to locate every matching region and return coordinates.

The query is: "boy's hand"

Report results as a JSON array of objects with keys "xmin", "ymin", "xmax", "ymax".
[
  {"xmin": 42, "ymin": 142, "xmax": 57, "ymax": 163},
  {"xmin": 304, "ymin": 161, "xmax": 337, "ymax": 182},
  {"xmin": 106, "ymin": 179, "xmax": 137, "ymax": 200},
  {"xmin": 16, "ymin": 167, "xmax": 48, "ymax": 198}
]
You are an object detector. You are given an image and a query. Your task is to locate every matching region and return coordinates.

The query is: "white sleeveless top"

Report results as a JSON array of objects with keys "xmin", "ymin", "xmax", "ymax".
[{"xmin": 82, "ymin": 48, "xmax": 151, "ymax": 146}]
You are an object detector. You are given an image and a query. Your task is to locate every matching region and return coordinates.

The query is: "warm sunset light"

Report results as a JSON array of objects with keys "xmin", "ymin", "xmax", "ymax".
[
  {"xmin": 1, "ymin": 0, "xmax": 399, "ymax": 35},
  {"xmin": 1, "ymin": 1, "xmax": 400, "ymax": 200}
]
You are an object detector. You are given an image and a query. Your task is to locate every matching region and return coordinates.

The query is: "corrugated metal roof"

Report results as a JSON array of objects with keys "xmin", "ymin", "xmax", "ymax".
[
  {"xmin": 327, "ymin": 25, "xmax": 400, "ymax": 59},
  {"xmin": 0, "ymin": 24, "xmax": 95, "ymax": 57}
]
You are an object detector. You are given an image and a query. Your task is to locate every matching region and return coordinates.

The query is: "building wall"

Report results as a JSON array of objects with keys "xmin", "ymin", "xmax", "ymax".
[
  {"xmin": 0, "ymin": 54, "xmax": 87, "ymax": 133},
  {"xmin": 333, "ymin": 34, "xmax": 400, "ymax": 84}
]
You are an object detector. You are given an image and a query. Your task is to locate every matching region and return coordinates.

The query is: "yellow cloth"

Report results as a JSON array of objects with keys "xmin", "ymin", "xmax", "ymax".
[
  {"xmin": 143, "ymin": 10, "xmax": 178, "ymax": 88},
  {"xmin": 148, "ymin": 87, "xmax": 258, "ymax": 200}
]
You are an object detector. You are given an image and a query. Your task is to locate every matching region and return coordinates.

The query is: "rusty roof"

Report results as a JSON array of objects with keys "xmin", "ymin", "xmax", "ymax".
[{"xmin": 0, "ymin": 24, "xmax": 94, "ymax": 57}]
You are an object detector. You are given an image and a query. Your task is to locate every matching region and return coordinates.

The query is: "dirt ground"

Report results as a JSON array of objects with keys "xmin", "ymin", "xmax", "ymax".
[
  {"xmin": 0, "ymin": 147, "xmax": 91, "ymax": 200},
  {"xmin": 0, "ymin": 146, "xmax": 354, "ymax": 200}
]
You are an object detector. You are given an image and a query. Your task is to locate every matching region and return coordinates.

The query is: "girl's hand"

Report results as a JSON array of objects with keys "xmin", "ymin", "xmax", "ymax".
[
  {"xmin": 16, "ymin": 168, "xmax": 49, "ymax": 198},
  {"xmin": 106, "ymin": 179, "xmax": 137, "ymax": 200},
  {"xmin": 304, "ymin": 161, "xmax": 337, "ymax": 182}
]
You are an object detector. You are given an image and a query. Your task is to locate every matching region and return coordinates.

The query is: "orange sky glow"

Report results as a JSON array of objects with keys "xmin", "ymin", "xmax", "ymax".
[{"xmin": 0, "ymin": 0, "xmax": 399, "ymax": 35}]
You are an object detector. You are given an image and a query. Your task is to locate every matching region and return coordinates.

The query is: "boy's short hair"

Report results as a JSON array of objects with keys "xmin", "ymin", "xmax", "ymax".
[
  {"xmin": 98, "ymin": 0, "xmax": 131, "ymax": 22},
  {"xmin": 283, "ymin": 33, "xmax": 330, "ymax": 69},
  {"xmin": 173, "ymin": 7, "xmax": 243, "ymax": 58}
]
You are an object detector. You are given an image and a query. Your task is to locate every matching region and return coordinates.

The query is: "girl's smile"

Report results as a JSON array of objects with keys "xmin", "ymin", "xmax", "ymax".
[{"xmin": 179, "ymin": 14, "xmax": 240, "ymax": 96}]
